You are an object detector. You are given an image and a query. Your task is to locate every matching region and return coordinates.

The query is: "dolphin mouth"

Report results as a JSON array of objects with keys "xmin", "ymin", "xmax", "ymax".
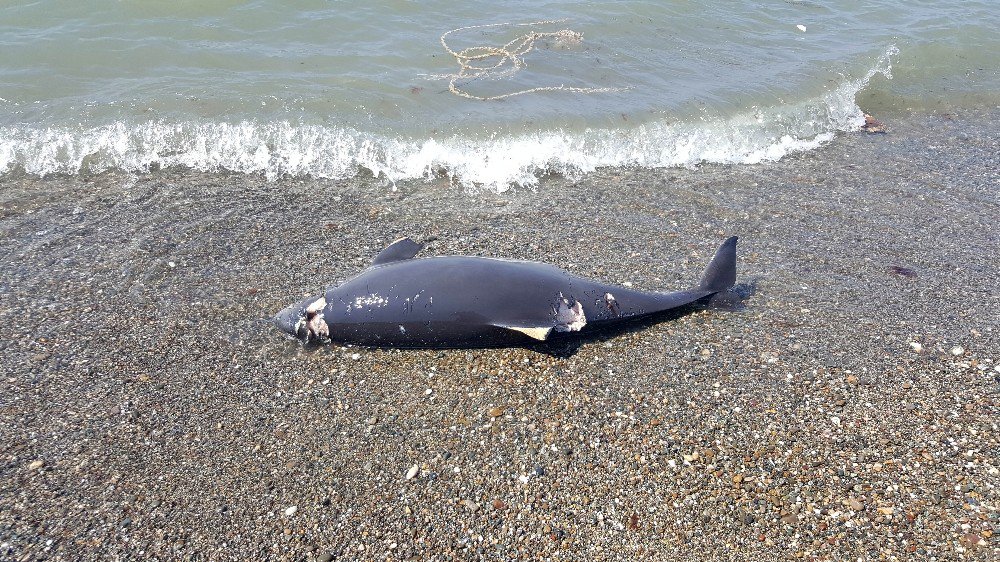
[{"xmin": 274, "ymin": 295, "xmax": 326, "ymax": 341}]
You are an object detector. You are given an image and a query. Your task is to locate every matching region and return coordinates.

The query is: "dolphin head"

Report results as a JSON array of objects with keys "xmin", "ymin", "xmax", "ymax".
[{"xmin": 274, "ymin": 295, "xmax": 329, "ymax": 342}]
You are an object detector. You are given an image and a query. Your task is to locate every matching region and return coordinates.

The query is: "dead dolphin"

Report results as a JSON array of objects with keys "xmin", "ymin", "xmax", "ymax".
[{"xmin": 275, "ymin": 236, "xmax": 741, "ymax": 348}]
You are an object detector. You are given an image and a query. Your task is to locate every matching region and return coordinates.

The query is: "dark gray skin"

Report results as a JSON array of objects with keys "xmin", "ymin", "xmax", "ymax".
[{"xmin": 275, "ymin": 236, "xmax": 739, "ymax": 348}]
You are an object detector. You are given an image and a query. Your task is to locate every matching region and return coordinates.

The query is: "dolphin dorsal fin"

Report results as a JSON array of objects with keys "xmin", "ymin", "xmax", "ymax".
[{"xmin": 371, "ymin": 237, "xmax": 423, "ymax": 266}]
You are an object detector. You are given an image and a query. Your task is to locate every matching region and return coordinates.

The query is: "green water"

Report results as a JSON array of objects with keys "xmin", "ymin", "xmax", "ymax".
[{"xmin": 1, "ymin": 1, "xmax": 997, "ymax": 188}]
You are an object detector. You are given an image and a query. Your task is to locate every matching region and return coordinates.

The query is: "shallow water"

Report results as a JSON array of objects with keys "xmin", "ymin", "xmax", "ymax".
[{"xmin": 1, "ymin": 1, "xmax": 997, "ymax": 189}]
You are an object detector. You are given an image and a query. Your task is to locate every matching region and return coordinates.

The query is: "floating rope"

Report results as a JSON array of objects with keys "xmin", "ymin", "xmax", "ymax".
[{"xmin": 437, "ymin": 20, "xmax": 624, "ymax": 101}]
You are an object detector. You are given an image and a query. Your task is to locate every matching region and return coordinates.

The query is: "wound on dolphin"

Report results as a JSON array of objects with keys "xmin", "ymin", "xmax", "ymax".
[{"xmin": 274, "ymin": 236, "xmax": 743, "ymax": 348}]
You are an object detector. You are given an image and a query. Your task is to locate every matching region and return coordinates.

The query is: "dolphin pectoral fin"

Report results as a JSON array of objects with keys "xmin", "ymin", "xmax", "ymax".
[
  {"xmin": 371, "ymin": 237, "xmax": 424, "ymax": 266},
  {"xmin": 499, "ymin": 325, "xmax": 553, "ymax": 341}
]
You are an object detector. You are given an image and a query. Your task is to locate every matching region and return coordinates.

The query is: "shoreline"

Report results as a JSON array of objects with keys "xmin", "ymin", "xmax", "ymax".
[{"xmin": 1, "ymin": 108, "xmax": 997, "ymax": 560}]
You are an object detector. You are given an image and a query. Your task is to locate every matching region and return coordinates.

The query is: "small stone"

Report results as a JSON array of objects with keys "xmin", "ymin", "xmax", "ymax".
[
  {"xmin": 405, "ymin": 465, "xmax": 419, "ymax": 480},
  {"xmin": 318, "ymin": 554, "xmax": 333, "ymax": 562},
  {"xmin": 461, "ymin": 499, "xmax": 479, "ymax": 512},
  {"xmin": 781, "ymin": 514, "xmax": 798, "ymax": 525},
  {"xmin": 877, "ymin": 506, "xmax": 894, "ymax": 515},
  {"xmin": 951, "ymin": 346, "xmax": 965, "ymax": 356},
  {"xmin": 27, "ymin": 460, "xmax": 44, "ymax": 470},
  {"xmin": 847, "ymin": 498, "xmax": 863, "ymax": 511},
  {"xmin": 959, "ymin": 533, "xmax": 983, "ymax": 548},
  {"xmin": 846, "ymin": 374, "xmax": 859, "ymax": 385},
  {"xmin": 351, "ymin": 353, "xmax": 361, "ymax": 360},
  {"xmin": 902, "ymin": 381, "xmax": 913, "ymax": 389},
  {"xmin": 830, "ymin": 416, "xmax": 841, "ymax": 426},
  {"xmin": 732, "ymin": 474, "xmax": 744, "ymax": 484},
  {"xmin": 284, "ymin": 505, "xmax": 297, "ymax": 516},
  {"xmin": 909, "ymin": 342, "xmax": 923, "ymax": 353},
  {"xmin": 533, "ymin": 466, "xmax": 545, "ymax": 477},
  {"xmin": 682, "ymin": 452, "xmax": 699, "ymax": 462},
  {"xmin": 492, "ymin": 499, "xmax": 506, "ymax": 510},
  {"xmin": 488, "ymin": 406, "xmax": 504, "ymax": 418}
]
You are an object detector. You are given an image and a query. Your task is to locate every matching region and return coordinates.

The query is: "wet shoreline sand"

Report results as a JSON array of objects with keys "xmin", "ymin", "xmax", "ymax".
[{"xmin": 1, "ymin": 109, "xmax": 997, "ymax": 560}]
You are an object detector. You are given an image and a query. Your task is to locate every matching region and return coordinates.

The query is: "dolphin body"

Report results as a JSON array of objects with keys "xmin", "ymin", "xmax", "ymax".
[{"xmin": 275, "ymin": 236, "xmax": 741, "ymax": 348}]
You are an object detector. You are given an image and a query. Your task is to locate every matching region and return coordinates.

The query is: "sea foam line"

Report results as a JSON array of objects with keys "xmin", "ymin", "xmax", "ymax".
[{"xmin": 0, "ymin": 46, "xmax": 896, "ymax": 192}]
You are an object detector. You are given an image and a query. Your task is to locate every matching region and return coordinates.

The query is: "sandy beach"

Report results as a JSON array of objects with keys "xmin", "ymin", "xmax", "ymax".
[{"xmin": 1, "ymin": 109, "xmax": 997, "ymax": 561}]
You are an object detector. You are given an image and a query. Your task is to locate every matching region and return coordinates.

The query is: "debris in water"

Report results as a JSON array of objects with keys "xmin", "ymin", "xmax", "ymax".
[{"xmin": 863, "ymin": 113, "xmax": 887, "ymax": 133}]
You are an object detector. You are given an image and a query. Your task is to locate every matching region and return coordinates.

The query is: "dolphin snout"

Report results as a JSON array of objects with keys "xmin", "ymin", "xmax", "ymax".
[
  {"xmin": 274, "ymin": 295, "xmax": 326, "ymax": 341},
  {"xmin": 273, "ymin": 304, "xmax": 305, "ymax": 339},
  {"xmin": 273, "ymin": 299, "xmax": 311, "ymax": 340}
]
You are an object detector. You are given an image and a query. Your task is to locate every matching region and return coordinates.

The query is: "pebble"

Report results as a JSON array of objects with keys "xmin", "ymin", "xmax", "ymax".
[
  {"xmin": 951, "ymin": 345, "xmax": 964, "ymax": 356},
  {"xmin": 284, "ymin": 505, "xmax": 297, "ymax": 516},
  {"xmin": 796, "ymin": 24, "xmax": 807, "ymax": 32},
  {"xmin": 6, "ymin": 117, "xmax": 997, "ymax": 562},
  {"xmin": 27, "ymin": 460, "xmax": 44, "ymax": 470},
  {"xmin": 959, "ymin": 533, "xmax": 983, "ymax": 548},
  {"xmin": 405, "ymin": 464, "xmax": 419, "ymax": 480}
]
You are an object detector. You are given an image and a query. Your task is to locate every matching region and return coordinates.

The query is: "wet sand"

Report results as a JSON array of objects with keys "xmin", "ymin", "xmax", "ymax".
[{"xmin": 1, "ymin": 109, "xmax": 997, "ymax": 561}]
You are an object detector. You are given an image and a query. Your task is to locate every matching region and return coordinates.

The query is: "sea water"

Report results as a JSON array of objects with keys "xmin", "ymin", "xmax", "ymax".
[{"xmin": 1, "ymin": 0, "xmax": 997, "ymax": 190}]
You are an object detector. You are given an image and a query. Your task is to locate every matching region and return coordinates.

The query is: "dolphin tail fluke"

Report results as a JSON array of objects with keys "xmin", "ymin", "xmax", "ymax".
[{"xmin": 697, "ymin": 236, "xmax": 738, "ymax": 293}]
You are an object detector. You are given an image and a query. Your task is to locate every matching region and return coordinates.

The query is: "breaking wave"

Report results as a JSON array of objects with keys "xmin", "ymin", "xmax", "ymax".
[{"xmin": 0, "ymin": 47, "xmax": 896, "ymax": 192}]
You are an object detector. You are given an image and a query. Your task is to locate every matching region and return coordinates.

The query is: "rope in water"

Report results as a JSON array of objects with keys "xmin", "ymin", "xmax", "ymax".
[{"xmin": 437, "ymin": 20, "xmax": 624, "ymax": 101}]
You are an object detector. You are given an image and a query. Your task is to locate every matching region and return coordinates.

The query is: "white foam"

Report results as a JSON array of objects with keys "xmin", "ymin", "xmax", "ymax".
[{"xmin": 0, "ymin": 47, "xmax": 896, "ymax": 192}]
